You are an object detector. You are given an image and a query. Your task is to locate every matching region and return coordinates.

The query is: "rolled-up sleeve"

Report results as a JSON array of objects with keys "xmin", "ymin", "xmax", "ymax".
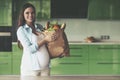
[{"xmin": 17, "ymin": 27, "xmax": 38, "ymax": 53}]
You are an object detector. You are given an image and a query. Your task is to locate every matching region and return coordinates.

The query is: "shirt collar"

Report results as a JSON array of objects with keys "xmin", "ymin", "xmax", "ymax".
[{"xmin": 23, "ymin": 24, "xmax": 37, "ymax": 29}]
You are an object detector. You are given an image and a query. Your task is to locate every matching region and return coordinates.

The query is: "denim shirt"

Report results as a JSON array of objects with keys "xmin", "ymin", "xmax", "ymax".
[
  {"xmin": 17, "ymin": 24, "xmax": 43, "ymax": 53},
  {"xmin": 17, "ymin": 24, "xmax": 49, "ymax": 71}
]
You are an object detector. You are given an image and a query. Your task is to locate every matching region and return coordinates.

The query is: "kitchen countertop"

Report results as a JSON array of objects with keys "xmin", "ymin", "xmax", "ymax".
[
  {"xmin": 69, "ymin": 41, "xmax": 120, "ymax": 45},
  {"xmin": 12, "ymin": 41, "xmax": 120, "ymax": 45},
  {"xmin": 0, "ymin": 75, "xmax": 120, "ymax": 80}
]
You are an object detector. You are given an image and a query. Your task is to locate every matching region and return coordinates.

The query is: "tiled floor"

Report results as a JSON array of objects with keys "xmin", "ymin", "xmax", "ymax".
[{"xmin": 0, "ymin": 75, "xmax": 120, "ymax": 80}]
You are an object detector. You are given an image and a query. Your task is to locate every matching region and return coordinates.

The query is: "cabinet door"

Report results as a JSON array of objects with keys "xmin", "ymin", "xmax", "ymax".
[
  {"xmin": 12, "ymin": 44, "xmax": 22, "ymax": 74},
  {"xmin": 88, "ymin": 0, "xmax": 110, "ymax": 20},
  {"xmin": 0, "ymin": 52, "xmax": 12, "ymax": 74},
  {"xmin": 88, "ymin": 0, "xmax": 120, "ymax": 20},
  {"xmin": 0, "ymin": 0, "xmax": 12, "ymax": 26},
  {"xmin": 112, "ymin": 0, "xmax": 120, "ymax": 20}
]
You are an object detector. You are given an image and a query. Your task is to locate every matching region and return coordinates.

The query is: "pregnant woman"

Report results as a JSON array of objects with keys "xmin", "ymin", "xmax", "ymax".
[{"xmin": 16, "ymin": 3, "xmax": 56, "ymax": 76}]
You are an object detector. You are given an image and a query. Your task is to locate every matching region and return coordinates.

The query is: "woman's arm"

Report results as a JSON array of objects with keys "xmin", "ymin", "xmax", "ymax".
[{"xmin": 17, "ymin": 27, "xmax": 39, "ymax": 53}]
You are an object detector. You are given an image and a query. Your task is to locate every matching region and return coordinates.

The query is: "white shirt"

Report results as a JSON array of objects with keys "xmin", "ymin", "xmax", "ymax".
[{"xmin": 17, "ymin": 24, "xmax": 50, "ymax": 71}]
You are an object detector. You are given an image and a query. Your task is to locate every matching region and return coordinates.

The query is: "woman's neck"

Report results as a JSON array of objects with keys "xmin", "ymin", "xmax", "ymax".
[{"xmin": 26, "ymin": 22, "xmax": 34, "ymax": 26}]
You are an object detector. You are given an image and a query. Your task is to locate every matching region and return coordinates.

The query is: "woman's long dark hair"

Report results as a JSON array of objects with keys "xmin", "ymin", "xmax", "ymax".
[{"xmin": 17, "ymin": 3, "xmax": 36, "ymax": 49}]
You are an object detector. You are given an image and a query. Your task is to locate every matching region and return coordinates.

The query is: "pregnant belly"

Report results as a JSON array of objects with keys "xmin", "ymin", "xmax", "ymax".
[{"xmin": 37, "ymin": 45, "xmax": 50, "ymax": 68}]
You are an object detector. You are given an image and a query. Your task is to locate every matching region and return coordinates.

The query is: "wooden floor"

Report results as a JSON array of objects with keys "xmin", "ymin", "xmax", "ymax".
[{"xmin": 0, "ymin": 75, "xmax": 120, "ymax": 80}]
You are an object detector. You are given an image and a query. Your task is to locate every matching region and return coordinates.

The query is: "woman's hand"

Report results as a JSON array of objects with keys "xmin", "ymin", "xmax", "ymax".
[
  {"xmin": 44, "ymin": 31, "xmax": 57, "ymax": 42},
  {"xmin": 37, "ymin": 31, "xmax": 57, "ymax": 48}
]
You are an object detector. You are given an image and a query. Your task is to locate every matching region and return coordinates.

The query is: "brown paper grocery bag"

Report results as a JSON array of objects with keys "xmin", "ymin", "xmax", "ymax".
[{"xmin": 43, "ymin": 22, "xmax": 70, "ymax": 59}]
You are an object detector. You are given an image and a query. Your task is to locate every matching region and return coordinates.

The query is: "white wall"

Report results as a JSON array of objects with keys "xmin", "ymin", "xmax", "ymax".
[{"xmin": 37, "ymin": 19, "xmax": 120, "ymax": 42}]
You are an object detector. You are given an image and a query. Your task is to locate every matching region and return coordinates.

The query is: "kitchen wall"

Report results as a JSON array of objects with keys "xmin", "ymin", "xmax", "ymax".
[{"xmin": 37, "ymin": 19, "xmax": 120, "ymax": 42}]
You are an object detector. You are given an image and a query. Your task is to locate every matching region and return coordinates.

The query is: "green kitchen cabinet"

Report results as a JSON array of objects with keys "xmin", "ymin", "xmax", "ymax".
[
  {"xmin": 0, "ymin": 52, "xmax": 12, "ymax": 74},
  {"xmin": 12, "ymin": 44, "xmax": 22, "ymax": 74},
  {"xmin": 111, "ymin": 0, "xmax": 120, "ymax": 20},
  {"xmin": 89, "ymin": 45, "xmax": 120, "ymax": 75},
  {"xmin": 51, "ymin": 44, "xmax": 120, "ymax": 75},
  {"xmin": 0, "ymin": 43, "xmax": 118, "ymax": 75},
  {"xmin": 88, "ymin": 0, "xmax": 110, "ymax": 20},
  {"xmin": 51, "ymin": 45, "xmax": 89, "ymax": 75},
  {"xmin": 88, "ymin": 0, "xmax": 120, "ymax": 20},
  {"xmin": 0, "ymin": 0, "xmax": 12, "ymax": 26}
]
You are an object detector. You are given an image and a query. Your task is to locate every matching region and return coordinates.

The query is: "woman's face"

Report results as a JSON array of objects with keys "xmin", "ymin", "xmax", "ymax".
[{"xmin": 24, "ymin": 7, "xmax": 35, "ymax": 24}]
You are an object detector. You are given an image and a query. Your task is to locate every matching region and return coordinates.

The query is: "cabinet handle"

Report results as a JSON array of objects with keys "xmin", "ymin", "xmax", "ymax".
[
  {"xmin": 0, "ymin": 55, "xmax": 9, "ymax": 57},
  {"xmin": 70, "ymin": 48, "xmax": 82, "ymax": 49},
  {"xmin": 97, "ymin": 62, "xmax": 120, "ymax": 64},
  {"xmin": 0, "ymin": 63, "xmax": 8, "ymax": 65},
  {"xmin": 98, "ymin": 48, "xmax": 120, "ymax": 50},
  {"xmin": 70, "ymin": 55, "xmax": 82, "ymax": 57},
  {"xmin": 60, "ymin": 62, "xmax": 82, "ymax": 64}
]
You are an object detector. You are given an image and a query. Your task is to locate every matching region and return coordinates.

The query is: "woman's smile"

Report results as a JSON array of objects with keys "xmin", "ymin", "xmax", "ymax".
[{"xmin": 24, "ymin": 7, "xmax": 35, "ymax": 24}]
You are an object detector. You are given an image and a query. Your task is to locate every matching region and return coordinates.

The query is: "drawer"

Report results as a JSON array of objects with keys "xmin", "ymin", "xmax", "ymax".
[
  {"xmin": 70, "ymin": 49, "xmax": 88, "ymax": 59},
  {"xmin": 70, "ymin": 45, "xmax": 88, "ymax": 59},
  {"xmin": 0, "ymin": 52, "xmax": 12, "ymax": 74},
  {"xmin": 13, "ymin": 53, "xmax": 22, "ymax": 60},
  {"xmin": 12, "ymin": 44, "xmax": 22, "ymax": 60},
  {"xmin": 12, "ymin": 60, "xmax": 21, "ymax": 74},
  {"xmin": 12, "ymin": 44, "xmax": 22, "ymax": 74},
  {"xmin": 0, "ymin": 60, "xmax": 12, "ymax": 74},
  {"xmin": 89, "ymin": 60, "xmax": 120, "ymax": 75},
  {"xmin": 51, "ymin": 62, "xmax": 88, "ymax": 75},
  {"xmin": 51, "ymin": 58, "xmax": 88, "ymax": 75},
  {"xmin": 89, "ymin": 45, "xmax": 120, "ymax": 60},
  {"xmin": 0, "ymin": 52, "xmax": 11, "ymax": 59},
  {"xmin": 56, "ymin": 56, "xmax": 86, "ymax": 62}
]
